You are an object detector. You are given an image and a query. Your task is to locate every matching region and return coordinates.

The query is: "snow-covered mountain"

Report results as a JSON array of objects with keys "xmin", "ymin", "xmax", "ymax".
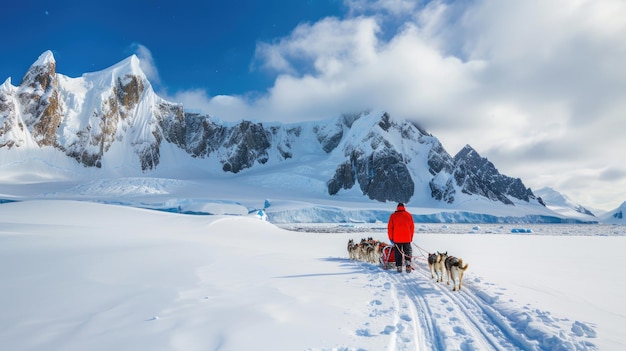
[
  {"xmin": 0, "ymin": 50, "xmax": 183, "ymax": 170},
  {"xmin": 0, "ymin": 51, "xmax": 601, "ymax": 223},
  {"xmin": 534, "ymin": 187, "xmax": 598, "ymax": 222},
  {"xmin": 599, "ymin": 201, "xmax": 626, "ymax": 224}
]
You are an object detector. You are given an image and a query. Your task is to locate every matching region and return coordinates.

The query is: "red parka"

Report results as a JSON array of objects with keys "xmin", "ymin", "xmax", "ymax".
[{"xmin": 387, "ymin": 204, "xmax": 414, "ymax": 243}]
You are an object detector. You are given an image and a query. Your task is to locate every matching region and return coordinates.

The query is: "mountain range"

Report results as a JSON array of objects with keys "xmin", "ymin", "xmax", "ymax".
[{"xmin": 0, "ymin": 51, "xmax": 619, "ymax": 224}]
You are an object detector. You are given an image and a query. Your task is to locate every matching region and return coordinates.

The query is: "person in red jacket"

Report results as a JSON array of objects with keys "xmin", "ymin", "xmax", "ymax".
[{"xmin": 387, "ymin": 203, "xmax": 415, "ymax": 273}]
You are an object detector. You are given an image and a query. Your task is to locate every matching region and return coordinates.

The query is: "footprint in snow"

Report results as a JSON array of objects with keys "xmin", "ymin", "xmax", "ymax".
[
  {"xmin": 460, "ymin": 339, "xmax": 477, "ymax": 351},
  {"xmin": 381, "ymin": 325, "xmax": 396, "ymax": 335},
  {"xmin": 400, "ymin": 314, "xmax": 412, "ymax": 322},
  {"xmin": 453, "ymin": 326, "xmax": 467, "ymax": 335},
  {"xmin": 356, "ymin": 328, "xmax": 373, "ymax": 337}
]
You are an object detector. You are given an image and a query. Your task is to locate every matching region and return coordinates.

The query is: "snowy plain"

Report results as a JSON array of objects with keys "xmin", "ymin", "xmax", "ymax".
[{"xmin": 0, "ymin": 177, "xmax": 624, "ymax": 351}]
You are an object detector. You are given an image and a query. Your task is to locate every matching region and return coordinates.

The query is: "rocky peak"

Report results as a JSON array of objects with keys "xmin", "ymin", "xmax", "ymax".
[
  {"xmin": 327, "ymin": 112, "xmax": 419, "ymax": 203},
  {"xmin": 454, "ymin": 144, "xmax": 476, "ymax": 160},
  {"xmin": 1, "ymin": 78, "xmax": 13, "ymax": 91},
  {"xmin": 451, "ymin": 144, "xmax": 537, "ymax": 205},
  {"xmin": 17, "ymin": 50, "xmax": 62, "ymax": 146},
  {"xmin": 20, "ymin": 50, "xmax": 56, "ymax": 89},
  {"xmin": 0, "ymin": 51, "xmax": 185, "ymax": 170}
]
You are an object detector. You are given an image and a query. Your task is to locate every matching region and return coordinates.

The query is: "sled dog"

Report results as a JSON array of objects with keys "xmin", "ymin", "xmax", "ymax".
[
  {"xmin": 347, "ymin": 239, "xmax": 358, "ymax": 260},
  {"xmin": 347, "ymin": 238, "xmax": 382, "ymax": 264},
  {"xmin": 428, "ymin": 251, "xmax": 447, "ymax": 283},
  {"xmin": 445, "ymin": 255, "xmax": 469, "ymax": 291}
]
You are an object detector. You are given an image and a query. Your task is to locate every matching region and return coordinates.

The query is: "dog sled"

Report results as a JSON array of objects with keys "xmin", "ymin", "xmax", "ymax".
[
  {"xmin": 347, "ymin": 238, "xmax": 469, "ymax": 291},
  {"xmin": 346, "ymin": 238, "xmax": 397, "ymax": 270},
  {"xmin": 379, "ymin": 243, "xmax": 396, "ymax": 270}
]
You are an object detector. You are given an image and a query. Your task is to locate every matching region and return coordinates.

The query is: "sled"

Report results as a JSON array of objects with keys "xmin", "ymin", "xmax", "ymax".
[{"xmin": 379, "ymin": 244, "xmax": 395, "ymax": 270}]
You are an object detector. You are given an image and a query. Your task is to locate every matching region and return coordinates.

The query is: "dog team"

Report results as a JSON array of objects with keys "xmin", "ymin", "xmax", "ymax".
[
  {"xmin": 347, "ymin": 237, "xmax": 386, "ymax": 264},
  {"xmin": 346, "ymin": 239, "xmax": 469, "ymax": 291},
  {"xmin": 347, "ymin": 202, "xmax": 468, "ymax": 291}
]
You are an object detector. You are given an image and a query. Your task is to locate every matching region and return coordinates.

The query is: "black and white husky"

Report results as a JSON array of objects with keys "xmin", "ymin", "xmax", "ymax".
[
  {"xmin": 428, "ymin": 251, "xmax": 447, "ymax": 283},
  {"xmin": 445, "ymin": 255, "xmax": 469, "ymax": 291}
]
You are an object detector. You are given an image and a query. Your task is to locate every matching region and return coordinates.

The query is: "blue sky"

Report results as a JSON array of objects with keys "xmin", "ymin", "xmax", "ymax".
[
  {"xmin": 2, "ymin": 0, "xmax": 345, "ymax": 95},
  {"xmin": 2, "ymin": 0, "xmax": 626, "ymax": 211}
]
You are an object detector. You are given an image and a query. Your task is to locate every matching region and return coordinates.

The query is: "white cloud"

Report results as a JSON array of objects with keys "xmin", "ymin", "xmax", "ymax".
[
  {"xmin": 345, "ymin": 0, "xmax": 419, "ymax": 17},
  {"xmin": 131, "ymin": 43, "xmax": 161, "ymax": 85},
  {"xmin": 164, "ymin": 0, "xmax": 626, "ymax": 210},
  {"xmin": 253, "ymin": 17, "xmax": 381, "ymax": 77},
  {"xmin": 165, "ymin": 89, "xmax": 254, "ymax": 122}
]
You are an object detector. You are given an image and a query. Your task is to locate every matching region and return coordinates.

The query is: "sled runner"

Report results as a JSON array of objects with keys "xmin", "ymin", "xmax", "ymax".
[{"xmin": 379, "ymin": 244, "xmax": 395, "ymax": 270}]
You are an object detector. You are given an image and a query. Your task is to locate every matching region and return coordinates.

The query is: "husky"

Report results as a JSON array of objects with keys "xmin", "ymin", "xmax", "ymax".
[
  {"xmin": 445, "ymin": 255, "xmax": 469, "ymax": 291},
  {"xmin": 361, "ymin": 238, "xmax": 376, "ymax": 263},
  {"xmin": 428, "ymin": 251, "xmax": 447, "ymax": 283},
  {"xmin": 347, "ymin": 239, "xmax": 358, "ymax": 260}
]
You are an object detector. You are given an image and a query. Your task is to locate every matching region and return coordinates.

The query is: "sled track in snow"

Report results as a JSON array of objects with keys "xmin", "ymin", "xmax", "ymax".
[
  {"xmin": 389, "ymin": 265, "xmax": 512, "ymax": 350},
  {"xmin": 354, "ymin": 260, "xmax": 598, "ymax": 351}
]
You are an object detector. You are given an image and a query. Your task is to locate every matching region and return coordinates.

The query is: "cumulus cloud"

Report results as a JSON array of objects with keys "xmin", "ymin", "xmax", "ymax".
[
  {"xmin": 168, "ymin": 89, "xmax": 254, "ymax": 122},
  {"xmin": 249, "ymin": 15, "xmax": 487, "ymax": 126},
  {"xmin": 163, "ymin": 0, "xmax": 626, "ymax": 210}
]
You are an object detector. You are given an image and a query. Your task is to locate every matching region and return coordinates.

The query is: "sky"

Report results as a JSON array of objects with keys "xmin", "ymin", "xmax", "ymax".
[
  {"xmin": 1, "ymin": 0, "xmax": 625, "ymax": 211},
  {"xmin": 1, "ymin": 191, "xmax": 623, "ymax": 349}
]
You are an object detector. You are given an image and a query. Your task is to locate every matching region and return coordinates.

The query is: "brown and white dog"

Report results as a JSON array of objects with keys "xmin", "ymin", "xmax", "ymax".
[
  {"xmin": 445, "ymin": 255, "xmax": 469, "ymax": 291},
  {"xmin": 428, "ymin": 251, "xmax": 448, "ymax": 283}
]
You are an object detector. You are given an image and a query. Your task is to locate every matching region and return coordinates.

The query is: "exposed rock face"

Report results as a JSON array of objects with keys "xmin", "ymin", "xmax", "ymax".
[
  {"xmin": 0, "ymin": 80, "xmax": 22, "ymax": 148},
  {"xmin": 427, "ymin": 143, "xmax": 455, "ymax": 176},
  {"xmin": 326, "ymin": 112, "xmax": 425, "ymax": 203},
  {"xmin": 221, "ymin": 121, "xmax": 271, "ymax": 173},
  {"xmin": 429, "ymin": 175, "xmax": 457, "ymax": 204},
  {"xmin": 354, "ymin": 148, "xmax": 414, "ymax": 203},
  {"xmin": 328, "ymin": 147, "xmax": 415, "ymax": 203},
  {"xmin": 429, "ymin": 144, "xmax": 540, "ymax": 206},
  {"xmin": 314, "ymin": 118, "xmax": 344, "ymax": 153},
  {"xmin": 157, "ymin": 102, "xmax": 186, "ymax": 147},
  {"xmin": 65, "ymin": 74, "xmax": 150, "ymax": 168},
  {"xmin": 181, "ymin": 117, "xmax": 281, "ymax": 173},
  {"xmin": 183, "ymin": 113, "xmax": 227, "ymax": 157},
  {"xmin": 18, "ymin": 53, "xmax": 63, "ymax": 147}
]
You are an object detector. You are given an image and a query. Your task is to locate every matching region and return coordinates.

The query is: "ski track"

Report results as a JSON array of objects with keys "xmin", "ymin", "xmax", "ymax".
[{"xmin": 351, "ymin": 259, "xmax": 598, "ymax": 351}]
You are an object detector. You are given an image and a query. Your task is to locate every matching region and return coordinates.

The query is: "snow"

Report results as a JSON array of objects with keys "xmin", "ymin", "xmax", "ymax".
[
  {"xmin": 1, "ymin": 179, "xmax": 624, "ymax": 350},
  {"xmin": 600, "ymin": 202, "xmax": 626, "ymax": 224},
  {"xmin": 534, "ymin": 187, "xmax": 597, "ymax": 222},
  {"xmin": 2, "ymin": 44, "xmax": 623, "ymax": 350},
  {"xmin": 33, "ymin": 50, "xmax": 55, "ymax": 67}
]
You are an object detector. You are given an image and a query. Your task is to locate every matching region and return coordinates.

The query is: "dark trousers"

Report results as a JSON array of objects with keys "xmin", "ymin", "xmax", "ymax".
[{"xmin": 394, "ymin": 243, "xmax": 412, "ymax": 267}]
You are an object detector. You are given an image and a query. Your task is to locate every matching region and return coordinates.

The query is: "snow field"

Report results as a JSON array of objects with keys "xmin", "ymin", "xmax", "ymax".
[{"xmin": 0, "ymin": 200, "xmax": 622, "ymax": 350}]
